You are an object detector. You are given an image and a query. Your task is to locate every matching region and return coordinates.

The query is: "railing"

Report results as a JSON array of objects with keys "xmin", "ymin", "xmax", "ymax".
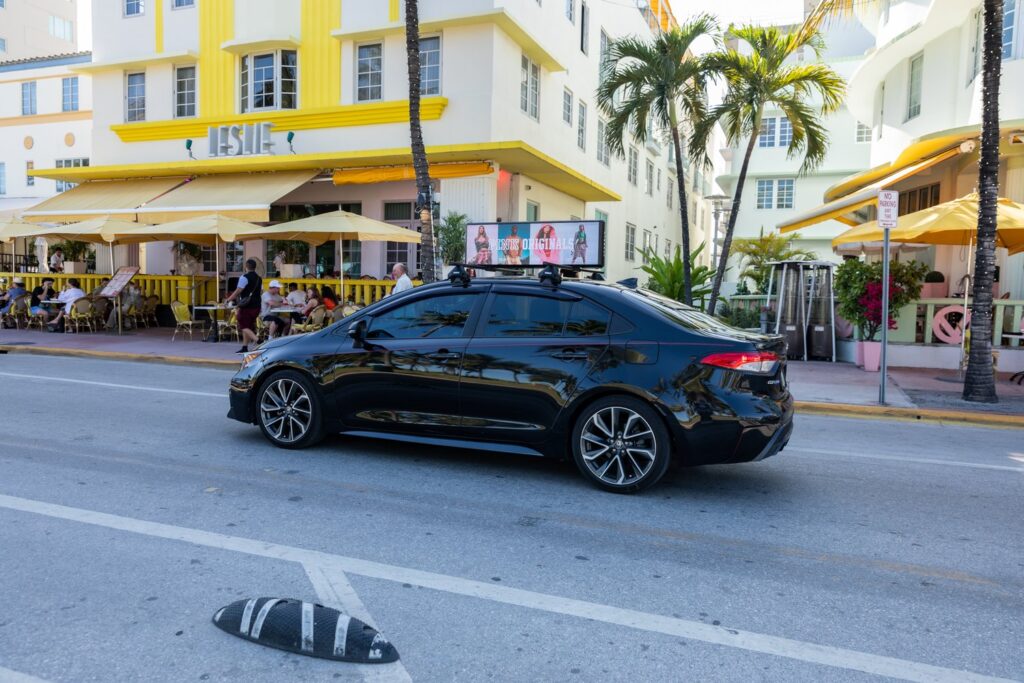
[
  {"xmin": 0, "ymin": 273, "xmax": 420, "ymax": 308},
  {"xmin": 892, "ymin": 298, "xmax": 1024, "ymax": 347}
]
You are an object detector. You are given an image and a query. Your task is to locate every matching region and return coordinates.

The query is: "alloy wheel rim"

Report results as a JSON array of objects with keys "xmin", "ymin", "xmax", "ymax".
[
  {"xmin": 259, "ymin": 378, "xmax": 312, "ymax": 443},
  {"xmin": 580, "ymin": 406, "xmax": 657, "ymax": 486}
]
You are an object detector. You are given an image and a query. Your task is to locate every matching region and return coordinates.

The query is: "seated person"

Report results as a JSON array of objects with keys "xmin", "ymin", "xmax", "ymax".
[
  {"xmin": 0, "ymin": 277, "xmax": 28, "ymax": 317},
  {"xmin": 31, "ymin": 278, "xmax": 57, "ymax": 318},
  {"xmin": 320, "ymin": 285, "xmax": 339, "ymax": 311},
  {"xmin": 299, "ymin": 287, "xmax": 321, "ymax": 317},
  {"xmin": 47, "ymin": 278, "xmax": 86, "ymax": 332},
  {"xmin": 107, "ymin": 282, "xmax": 143, "ymax": 330},
  {"xmin": 285, "ymin": 282, "xmax": 306, "ymax": 307},
  {"xmin": 260, "ymin": 280, "xmax": 290, "ymax": 338},
  {"xmin": 91, "ymin": 278, "xmax": 111, "ymax": 296}
]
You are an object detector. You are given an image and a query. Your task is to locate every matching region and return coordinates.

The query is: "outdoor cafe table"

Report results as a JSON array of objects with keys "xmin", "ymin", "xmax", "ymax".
[{"xmin": 193, "ymin": 304, "xmax": 233, "ymax": 343}]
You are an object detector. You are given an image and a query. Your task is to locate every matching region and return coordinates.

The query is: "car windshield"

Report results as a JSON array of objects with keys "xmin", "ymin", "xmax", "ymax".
[{"xmin": 623, "ymin": 288, "xmax": 741, "ymax": 334}]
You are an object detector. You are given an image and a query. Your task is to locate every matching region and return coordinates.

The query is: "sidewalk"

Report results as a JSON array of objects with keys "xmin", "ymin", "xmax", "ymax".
[{"xmin": 1, "ymin": 328, "xmax": 1021, "ymax": 424}]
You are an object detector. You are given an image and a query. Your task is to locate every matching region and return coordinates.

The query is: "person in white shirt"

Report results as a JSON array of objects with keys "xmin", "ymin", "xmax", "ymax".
[
  {"xmin": 285, "ymin": 282, "xmax": 306, "ymax": 306},
  {"xmin": 261, "ymin": 280, "xmax": 289, "ymax": 338},
  {"xmin": 47, "ymin": 278, "xmax": 85, "ymax": 331},
  {"xmin": 390, "ymin": 263, "xmax": 413, "ymax": 296},
  {"xmin": 49, "ymin": 248, "xmax": 65, "ymax": 273}
]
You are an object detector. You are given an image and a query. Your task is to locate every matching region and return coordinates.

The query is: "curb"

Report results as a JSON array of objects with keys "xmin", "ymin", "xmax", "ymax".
[
  {"xmin": 0, "ymin": 344, "xmax": 239, "ymax": 369},
  {"xmin": 794, "ymin": 400, "xmax": 1024, "ymax": 429}
]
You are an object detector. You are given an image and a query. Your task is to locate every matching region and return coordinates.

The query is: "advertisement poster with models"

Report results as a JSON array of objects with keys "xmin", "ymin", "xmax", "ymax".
[{"xmin": 465, "ymin": 221, "xmax": 603, "ymax": 267}]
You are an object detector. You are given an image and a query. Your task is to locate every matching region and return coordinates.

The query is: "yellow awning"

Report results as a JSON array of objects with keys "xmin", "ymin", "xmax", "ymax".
[
  {"xmin": 332, "ymin": 162, "xmax": 493, "ymax": 185},
  {"xmin": 21, "ymin": 177, "xmax": 187, "ymax": 223},
  {"xmin": 136, "ymin": 171, "xmax": 318, "ymax": 223},
  {"xmin": 777, "ymin": 148, "xmax": 961, "ymax": 233}
]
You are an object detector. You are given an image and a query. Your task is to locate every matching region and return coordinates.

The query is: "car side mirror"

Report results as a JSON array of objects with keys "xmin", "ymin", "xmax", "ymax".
[{"xmin": 348, "ymin": 319, "xmax": 367, "ymax": 347}]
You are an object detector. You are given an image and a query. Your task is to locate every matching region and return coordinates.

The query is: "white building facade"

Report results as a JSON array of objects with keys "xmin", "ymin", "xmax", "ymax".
[
  {"xmin": 27, "ymin": 0, "xmax": 705, "ymax": 285},
  {"xmin": 0, "ymin": 0, "xmax": 81, "ymax": 61}
]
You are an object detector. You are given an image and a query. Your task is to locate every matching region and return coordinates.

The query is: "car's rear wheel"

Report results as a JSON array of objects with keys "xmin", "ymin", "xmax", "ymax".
[
  {"xmin": 571, "ymin": 396, "xmax": 671, "ymax": 493},
  {"xmin": 256, "ymin": 370, "xmax": 325, "ymax": 449}
]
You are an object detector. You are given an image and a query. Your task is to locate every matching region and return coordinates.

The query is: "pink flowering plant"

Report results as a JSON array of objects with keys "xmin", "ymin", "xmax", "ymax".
[{"xmin": 835, "ymin": 259, "xmax": 927, "ymax": 341}]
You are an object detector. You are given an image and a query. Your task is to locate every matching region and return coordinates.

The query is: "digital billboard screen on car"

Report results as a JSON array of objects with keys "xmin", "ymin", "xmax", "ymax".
[{"xmin": 464, "ymin": 220, "xmax": 604, "ymax": 268}]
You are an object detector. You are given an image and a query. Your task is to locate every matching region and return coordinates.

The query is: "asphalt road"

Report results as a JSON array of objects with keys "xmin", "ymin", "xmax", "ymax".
[{"xmin": 0, "ymin": 354, "xmax": 1021, "ymax": 683}]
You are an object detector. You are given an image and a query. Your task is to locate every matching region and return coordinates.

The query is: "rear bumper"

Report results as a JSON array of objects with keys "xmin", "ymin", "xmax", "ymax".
[{"xmin": 751, "ymin": 414, "xmax": 793, "ymax": 462}]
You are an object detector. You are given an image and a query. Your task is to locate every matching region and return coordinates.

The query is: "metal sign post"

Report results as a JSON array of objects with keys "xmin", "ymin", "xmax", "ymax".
[{"xmin": 877, "ymin": 190, "xmax": 899, "ymax": 405}]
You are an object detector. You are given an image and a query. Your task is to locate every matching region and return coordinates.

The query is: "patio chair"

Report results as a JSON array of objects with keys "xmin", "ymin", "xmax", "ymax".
[
  {"xmin": 255, "ymin": 315, "xmax": 270, "ymax": 343},
  {"xmin": 217, "ymin": 308, "xmax": 239, "ymax": 342},
  {"xmin": 66, "ymin": 298, "xmax": 95, "ymax": 333},
  {"xmin": 142, "ymin": 295, "xmax": 160, "ymax": 328},
  {"xmin": 91, "ymin": 297, "xmax": 111, "ymax": 329},
  {"xmin": 26, "ymin": 299, "xmax": 49, "ymax": 331},
  {"xmin": 2, "ymin": 295, "xmax": 30, "ymax": 330},
  {"xmin": 290, "ymin": 305, "xmax": 327, "ymax": 334},
  {"xmin": 170, "ymin": 301, "xmax": 204, "ymax": 341}
]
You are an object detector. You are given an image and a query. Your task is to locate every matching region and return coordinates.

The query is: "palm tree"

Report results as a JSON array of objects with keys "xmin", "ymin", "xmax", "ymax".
[
  {"xmin": 690, "ymin": 25, "xmax": 845, "ymax": 315},
  {"xmin": 803, "ymin": 0, "xmax": 1001, "ymax": 403},
  {"xmin": 597, "ymin": 15, "xmax": 718, "ymax": 305},
  {"xmin": 404, "ymin": 0, "xmax": 436, "ymax": 283},
  {"xmin": 732, "ymin": 228, "xmax": 815, "ymax": 294}
]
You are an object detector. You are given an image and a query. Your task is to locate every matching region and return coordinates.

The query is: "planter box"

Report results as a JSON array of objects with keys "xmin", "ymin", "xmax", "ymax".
[
  {"xmin": 862, "ymin": 340, "xmax": 881, "ymax": 372},
  {"xmin": 63, "ymin": 261, "xmax": 88, "ymax": 274},
  {"xmin": 278, "ymin": 264, "xmax": 305, "ymax": 278}
]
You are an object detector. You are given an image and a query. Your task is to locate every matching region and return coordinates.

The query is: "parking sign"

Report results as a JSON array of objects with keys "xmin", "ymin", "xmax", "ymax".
[{"xmin": 878, "ymin": 190, "xmax": 899, "ymax": 229}]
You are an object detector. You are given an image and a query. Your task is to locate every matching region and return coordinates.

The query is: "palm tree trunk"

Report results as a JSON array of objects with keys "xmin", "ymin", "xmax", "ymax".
[
  {"xmin": 709, "ymin": 126, "xmax": 759, "ymax": 316},
  {"xmin": 963, "ymin": 0, "xmax": 1003, "ymax": 403},
  {"xmin": 404, "ymin": 0, "xmax": 436, "ymax": 283},
  {"xmin": 670, "ymin": 121, "xmax": 693, "ymax": 305}
]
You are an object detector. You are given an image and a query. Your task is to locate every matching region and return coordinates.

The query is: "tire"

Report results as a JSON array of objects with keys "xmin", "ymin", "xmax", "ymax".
[
  {"xmin": 255, "ymin": 370, "xmax": 325, "ymax": 449},
  {"xmin": 570, "ymin": 395, "xmax": 671, "ymax": 493}
]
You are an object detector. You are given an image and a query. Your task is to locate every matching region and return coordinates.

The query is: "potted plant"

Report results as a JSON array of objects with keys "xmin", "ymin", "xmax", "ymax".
[
  {"xmin": 921, "ymin": 270, "xmax": 947, "ymax": 298},
  {"xmin": 51, "ymin": 240, "xmax": 92, "ymax": 274},
  {"xmin": 268, "ymin": 240, "xmax": 308, "ymax": 278},
  {"xmin": 835, "ymin": 259, "xmax": 927, "ymax": 372},
  {"xmin": 436, "ymin": 211, "xmax": 468, "ymax": 274}
]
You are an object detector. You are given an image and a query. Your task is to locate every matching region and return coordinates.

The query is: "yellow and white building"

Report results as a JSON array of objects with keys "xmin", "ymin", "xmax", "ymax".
[{"xmin": 26, "ymin": 0, "xmax": 707, "ymax": 283}]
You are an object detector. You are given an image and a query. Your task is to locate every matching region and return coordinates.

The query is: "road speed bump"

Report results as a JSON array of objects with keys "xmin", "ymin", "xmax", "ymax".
[{"xmin": 212, "ymin": 597, "xmax": 399, "ymax": 663}]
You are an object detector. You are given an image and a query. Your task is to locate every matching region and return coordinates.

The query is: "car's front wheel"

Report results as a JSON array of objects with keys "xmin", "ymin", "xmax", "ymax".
[
  {"xmin": 256, "ymin": 370, "xmax": 325, "ymax": 449},
  {"xmin": 571, "ymin": 396, "xmax": 671, "ymax": 493}
]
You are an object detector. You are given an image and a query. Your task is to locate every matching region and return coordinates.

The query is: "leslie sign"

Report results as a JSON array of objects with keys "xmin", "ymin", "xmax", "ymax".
[
  {"xmin": 465, "ymin": 220, "xmax": 605, "ymax": 268},
  {"xmin": 878, "ymin": 190, "xmax": 899, "ymax": 229},
  {"xmin": 208, "ymin": 122, "xmax": 275, "ymax": 157}
]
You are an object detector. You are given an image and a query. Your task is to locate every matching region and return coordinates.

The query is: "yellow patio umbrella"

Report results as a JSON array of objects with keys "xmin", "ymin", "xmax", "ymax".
[
  {"xmin": 0, "ymin": 215, "xmax": 147, "ymax": 274},
  {"xmin": 234, "ymin": 210, "xmax": 422, "ymax": 301},
  {"xmin": 105, "ymin": 214, "xmax": 265, "ymax": 298},
  {"xmin": 0, "ymin": 218, "xmax": 38, "ymax": 273}
]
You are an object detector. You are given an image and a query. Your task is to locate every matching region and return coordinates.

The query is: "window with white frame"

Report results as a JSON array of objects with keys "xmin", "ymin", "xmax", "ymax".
[
  {"xmin": 600, "ymin": 30, "xmax": 610, "ymax": 69},
  {"xmin": 577, "ymin": 101, "xmax": 587, "ymax": 150},
  {"xmin": 384, "ymin": 201, "xmax": 417, "ymax": 273},
  {"xmin": 562, "ymin": 88, "xmax": 573, "ymax": 125},
  {"xmin": 520, "ymin": 55, "xmax": 540, "ymax": 119},
  {"xmin": 624, "ymin": 222, "xmax": 636, "ymax": 261},
  {"xmin": 641, "ymin": 229, "xmax": 652, "ymax": 264},
  {"xmin": 125, "ymin": 72, "xmax": 145, "ymax": 121},
  {"xmin": 21, "ymin": 81, "xmax": 36, "ymax": 115},
  {"xmin": 645, "ymin": 160, "xmax": 654, "ymax": 195},
  {"xmin": 55, "ymin": 158, "xmax": 88, "ymax": 192},
  {"xmin": 240, "ymin": 50, "xmax": 297, "ymax": 112},
  {"xmin": 667, "ymin": 178, "xmax": 672, "ymax": 209},
  {"xmin": 0, "ymin": 163, "xmax": 5, "ymax": 195},
  {"xmin": 48, "ymin": 16, "xmax": 73, "ymax": 41},
  {"xmin": 756, "ymin": 179, "xmax": 794, "ymax": 209},
  {"xmin": 664, "ymin": 238, "xmax": 671, "ymax": 260},
  {"xmin": 1003, "ymin": 0, "xmax": 1017, "ymax": 60},
  {"xmin": 175, "ymin": 66, "xmax": 196, "ymax": 117},
  {"xmin": 580, "ymin": 1, "xmax": 589, "ymax": 54},
  {"xmin": 341, "ymin": 240, "xmax": 362, "ymax": 276},
  {"xmin": 627, "ymin": 146, "xmax": 638, "ymax": 185},
  {"xmin": 526, "ymin": 200, "xmax": 540, "ymax": 221},
  {"xmin": 0, "ymin": 38, "xmax": 6, "ymax": 53},
  {"xmin": 906, "ymin": 53, "xmax": 923, "ymax": 120},
  {"xmin": 756, "ymin": 180, "xmax": 773, "ymax": 209},
  {"xmin": 565, "ymin": 0, "xmax": 575, "ymax": 23},
  {"xmin": 26, "ymin": 161, "xmax": 34, "ymax": 187},
  {"xmin": 855, "ymin": 121, "xmax": 871, "ymax": 143},
  {"xmin": 777, "ymin": 117, "xmax": 792, "ymax": 146},
  {"xmin": 62, "ymin": 77, "xmax": 78, "ymax": 111},
  {"xmin": 173, "ymin": 0, "xmax": 194, "ymax": 7},
  {"xmin": 757, "ymin": 117, "xmax": 776, "ymax": 147},
  {"xmin": 124, "ymin": 0, "xmax": 143, "ymax": 16},
  {"xmin": 420, "ymin": 36, "xmax": 441, "ymax": 95},
  {"xmin": 596, "ymin": 119, "xmax": 610, "ymax": 165},
  {"xmin": 356, "ymin": 44, "xmax": 382, "ymax": 102}
]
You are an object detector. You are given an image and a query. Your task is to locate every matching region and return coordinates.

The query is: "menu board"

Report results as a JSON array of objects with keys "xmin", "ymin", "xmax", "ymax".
[
  {"xmin": 465, "ymin": 221, "xmax": 604, "ymax": 268},
  {"xmin": 100, "ymin": 266, "xmax": 140, "ymax": 298}
]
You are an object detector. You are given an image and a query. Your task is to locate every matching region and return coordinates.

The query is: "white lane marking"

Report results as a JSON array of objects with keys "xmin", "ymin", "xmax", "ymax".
[
  {"xmin": 0, "ymin": 372, "xmax": 223, "ymax": 398},
  {"xmin": 249, "ymin": 598, "xmax": 283, "ymax": 640},
  {"xmin": 304, "ymin": 564, "xmax": 413, "ymax": 683},
  {"xmin": 787, "ymin": 446, "xmax": 1024, "ymax": 473},
  {"xmin": 0, "ymin": 493, "xmax": 1012, "ymax": 683},
  {"xmin": 301, "ymin": 601, "xmax": 315, "ymax": 652},
  {"xmin": 239, "ymin": 598, "xmax": 257, "ymax": 635},
  {"xmin": 0, "ymin": 666, "xmax": 52, "ymax": 683}
]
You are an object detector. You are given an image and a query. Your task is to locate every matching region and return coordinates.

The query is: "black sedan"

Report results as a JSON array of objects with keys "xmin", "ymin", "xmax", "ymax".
[{"xmin": 228, "ymin": 273, "xmax": 793, "ymax": 493}]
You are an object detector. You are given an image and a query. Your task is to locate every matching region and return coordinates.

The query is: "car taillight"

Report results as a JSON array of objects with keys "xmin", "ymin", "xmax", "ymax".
[{"xmin": 701, "ymin": 351, "xmax": 779, "ymax": 374}]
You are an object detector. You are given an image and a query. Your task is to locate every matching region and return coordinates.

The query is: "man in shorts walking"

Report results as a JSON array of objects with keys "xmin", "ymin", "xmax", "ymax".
[{"xmin": 225, "ymin": 258, "xmax": 263, "ymax": 353}]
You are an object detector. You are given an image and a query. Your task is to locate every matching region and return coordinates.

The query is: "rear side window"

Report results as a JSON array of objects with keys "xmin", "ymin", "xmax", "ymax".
[
  {"xmin": 565, "ymin": 299, "xmax": 610, "ymax": 336},
  {"xmin": 624, "ymin": 289, "xmax": 738, "ymax": 333},
  {"xmin": 483, "ymin": 294, "xmax": 571, "ymax": 337},
  {"xmin": 367, "ymin": 293, "xmax": 478, "ymax": 339}
]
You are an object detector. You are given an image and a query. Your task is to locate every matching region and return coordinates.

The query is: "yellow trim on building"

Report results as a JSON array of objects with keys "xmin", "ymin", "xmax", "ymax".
[
  {"xmin": 221, "ymin": 36, "xmax": 301, "ymax": 54},
  {"xmin": 154, "ymin": 0, "xmax": 164, "ymax": 53},
  {"xmin": 332, "ymin": 9, "xmax": 567, "ymax": 73},
  {"xmin": 333, "ymin": 162, "xmax": 493, "ymax": 184},
  {"xmin": 109, "ymin": 97, "xmax": 448, "ymax": 142},
  {"xmin": 0, "ymin": 110, "xmax": 92, "ymax": 127},
  {"xmin": 30, "ymin": 141, "xmax": 621, "ymax": 203},
  {"xmin": 71, "ymin": 50, "xmax": 198, "ymax": 72},
  {"xmin": 198, "ymin": 0, "xmax": 235, "ymax": 118},
  {"xmin": 389, "ymin": 0, "xmax": 401, "ymax": 23},
  {"xmin": 299, "ymin": 0, "xmax": 342, "ymax": 108}
]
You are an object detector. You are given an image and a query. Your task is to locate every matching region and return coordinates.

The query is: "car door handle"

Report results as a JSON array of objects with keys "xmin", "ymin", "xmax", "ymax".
[
  {"xmin": 552, "ymin": 348, "xmax": 590, "ymax": 361},
  {"xmin": 427, "ymin": 351, "xmax": 461, "ymax": 361}
]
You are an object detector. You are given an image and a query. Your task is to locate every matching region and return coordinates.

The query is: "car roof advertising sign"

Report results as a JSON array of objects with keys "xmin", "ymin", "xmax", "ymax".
[{"xmin": 465, "ymin": 220, "xmax": 604, "ymax": 268}]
